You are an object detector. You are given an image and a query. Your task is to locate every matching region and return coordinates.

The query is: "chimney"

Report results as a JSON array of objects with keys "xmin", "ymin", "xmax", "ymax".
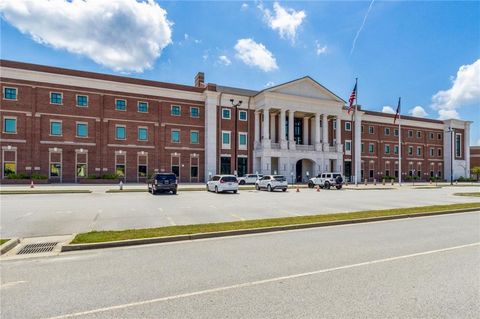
[{"xmin": 194, "ymin": 72, "xmax": 205, "ymax": 87}]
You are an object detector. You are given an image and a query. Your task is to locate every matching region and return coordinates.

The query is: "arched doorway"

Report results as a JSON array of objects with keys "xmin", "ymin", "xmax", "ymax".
[{"xmin": 295, "ymin": 159, "xmax": 315, "ymax": 183}]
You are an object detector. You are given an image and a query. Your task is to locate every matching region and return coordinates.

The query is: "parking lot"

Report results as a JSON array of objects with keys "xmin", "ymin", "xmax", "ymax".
[{"xmin": 1, "ymin": 185, "xmax": 478, "ymax": 238}]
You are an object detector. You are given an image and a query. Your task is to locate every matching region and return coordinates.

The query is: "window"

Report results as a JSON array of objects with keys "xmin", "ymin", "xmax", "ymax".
[
  {"xmin": 361, "ymin": 143, "xmax": 364, "ymax": 153},
  {"xmin": 138, "ymin": 165, "xmax": 147, "ymax": 178},
  {"xmin": 115, "ymin": 99, "xmax": 126, "ymax": 111},
  {"xmin": 222, "ymin": 108, "xmax": 231, "ymax": 119},
  {"xmin": 368, "ymin": 143, "xmax": 374, "ymax": 153},
  {"xmin": 138, "ymin": 127, "xmax": 148, "ymax": 141},
  {"xmin": 220, "ymin": 156, "xmax": 231, "ymax": 174},
  {"xmin": 190, "ymin": 107, "xmax": 199, "ymax": 118},
  {"xmin": 429, "ymin": 132, "xmax": 434, "ymax": 139},
  {"xmin": 416, "ymin": 131, "xmax": 421, "ymax": 138},
  {"xmin": 50, "ymin": 163, "xmax": 61, "ymax": 177},
  {"xmin": 361, "ymin": 125, "xmax": 364, "ymax": 133},
  {"xmin": 408, "ymin": 146, "xmax": 413, "ymax": 155},
  {"xmin": 368, "ymin": 126, "xmax": 374, "ymax": 134},
  {"xmin": 333, "ymin": 121, "xmax": 337, "ymax": 129},
  {"xmin": 190, "ymin": 166, "xmax": 198, "ymax": 178},
  {"xmin": 171, "ymin": 130, "xmax": 180, "ymax": 143},
  {"xmin": 3, "ymin": 162, "xmax": 16, "ymax": 177},
  {"xmin": 345, "ymin": 140, "xmax": 351, "ymax": 153},
  {"xmin": 190, "ymin": 131, "xmax": 199, "ymax": 144},
  {"xmin": 408, "ymin": 130, "xmax": 413, "ymax": 138},
  {"xmin": 455, "ymin": 133, "xmax": 461, "ymax": 157},
  {"xmin": 394, "ymin": 128, "xmax": 399, "ymax": 136},
  {"xmin": 394, "ymin": 145, "xmax": 399, "ymax": 155},
  {"xmin": 222, "ymin": 131, "xmax": 231, "ymax": 148},
  {"xmin": 50, "ymin": 121, "xmax": 62, "ymax": 136},
  {"xmin": 237, "ymin": 157, "xmax": 248, "ymax": 177},
  {"xmin": 171, "ymin": 105, "xmax": 181, "ymax": 116},
  {"xmin": 76, "ymin": 164, "xmax": 87, "ymax": 178},
  {"xmin": 437, "ymin": 133, "xmax": 442, "ymax": 140},
  {"xmin": 239, "ymin": 110, "xmax": 247, "ymax": 121},
  {"xmin": 430, "ymin": 148, "xmax": 434, "ymax": 157},
  {"xmin": 3, "ymin": 118, "xmax": 16, "ymax": 133},
  {"xmin": 137, "ymin": 101, "xmax": 148, "ymax": 113},
  {"xmin": 116, "ymin": 164, "xmax": 125, "ymax": 177},
  {"xmin": 50, "ymin": 92, "xmax": 62, "ymax": 104},
  {"xmin": 385, "ymin": 144, "xmax": 390, "ymax": 154},
  {"xmin": 438, "ymin": 148, "xmax": 442, "ymax": 157},
  {"xmin": 384, "ymin": 127, "xmax": 390, "ymax": 135},
  {"xmin": 239, "ymin": 133, "xmax": 247, "ymax": 148},
  {"xmin": 76, "ymin": 95, "xmax": 88, "ymax": 107},
  {"xmin": 417, "ymin": 146, "xmax": 422, "ymax": 156},
  {"xmin": 115, "ymin": 125, "xmax": 126, "ymax": 140},
  {"xmin": 3, "ymin": 87, "xmax": 17, "ymax": 100},
  {"xmin": 76, "ymin": 123, "xmax": 88, "ymax": 137},
  {"xmin": 345, "ymin": 122, "xmax": 351, "ymax": 131}
]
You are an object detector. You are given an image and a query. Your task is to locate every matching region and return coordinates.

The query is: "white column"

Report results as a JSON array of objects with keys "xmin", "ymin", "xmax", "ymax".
[
  {"xmin": 464, "ymin": 122, "xmax": 470, "ymax": 178},
  {"xmin": 288, "ymin": 110, "xmax": 295, "ymax": 150},
  {"xmin": 303, "ymin": 117, "xmax": 309, "ymax": 145},
  {"xmin": 254, "ymin": 111, "xmax": 260, "ymax": 144},
  {"xmin": 314, "ymin": 113, "xmax": 321, "ymax": 151},
  {"xmin": 261, "ymin": 156, "xmax": 271, "ymax": 175},
  {"xmin": 280, "ymin": 110, "xmax": 287, "ymax": 149},
  {"xmin": 322, "ymin": 114, "xmax": 329, "ymax": 151},
  {"xmin": 354, "ymin": 111, "xmax": 362, "ymax": 184},
  {"xmin": 262, "ymin": 108, "xmax": 270, "ymax": 148},
  {"xmin": 204, "ymin": 91, "xmax": 219, "ymax": 181},
  {"xmin": 270, "ymin": 113, "xmax": 276, "ymax": 143},
  {"xmin": 335, "ymin": 117, "xmax": 342, "ymax": 152}
]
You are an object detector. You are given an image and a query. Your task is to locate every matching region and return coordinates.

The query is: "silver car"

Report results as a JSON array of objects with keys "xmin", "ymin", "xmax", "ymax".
[{"xmin": 206, "ymin": 175, "xmax": 239, "ymax": 193}]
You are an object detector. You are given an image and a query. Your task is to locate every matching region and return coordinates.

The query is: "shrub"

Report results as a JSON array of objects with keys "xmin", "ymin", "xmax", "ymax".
[
  {"xmin": 31, "ymin": 173, "xmax": 47, "ymax": 180},
  {"xmin": 101, "ymin": 173, "xmax": 119, "ymax": 180}
]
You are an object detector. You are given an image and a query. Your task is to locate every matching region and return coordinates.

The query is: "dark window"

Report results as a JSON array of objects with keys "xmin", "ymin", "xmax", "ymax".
[
  {"xmin": 50, "ymin": 92, "xmax": 62, "ymax": 104},
  {"xmin": 190, "ymin": 107, "xmax": 199, "ymax": 118},
  {"xmin": 239, "ymin": 110, "xmax": 247, "ymax": 121},
  {"xmin": 294, "ymin": 118, "xmax": 302, "ymax": 144},
  {"xmin": 4, "ymin": 87, "xmax": 17, "ymax": 100},
  {"xmin": 115, "ymin": 99, "xmax": 126, "ymax": 111},
  {"xmin": 172, "ymin": 165, "xmax": 180, "ymax": 177},
  {"xmin": 220, "ymin": 157, "xmax": 231, "ymax": 174},
  {"xmin": 50, "ymin": 163, "xmax": 61, "ymax": 177},
  {"xmin": 369, "ymin": 170, "xmax": 374, "ymax": 178},
  {"xmin": 171, "ymin": 105, "xmax": 181, "ymax": 116},
  {"xmin": 190, "ymin": 166, "xmax": 198, "ymax": 178},
  {"xmin": 116, "ymin": 164, "xmax": 125, "ymax": 177},
  {"xmin": 237, "ymin": 157, "xmax": 247, "ymax": 177},
  {"xmin": 138, "ymin": 165, "xmax": 147, "ymax": 177},
  {"xmin": 76, "ymin": 95, "xmax": 88, "ymax": 107},
  {"xmin": 138, "ymin": 102, "xmax": 148, "ymax": 113}
]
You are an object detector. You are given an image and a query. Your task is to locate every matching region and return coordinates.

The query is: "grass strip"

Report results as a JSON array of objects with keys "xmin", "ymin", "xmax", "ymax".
[
  {"xmin": 71, "ymin": 202, "xmax": 480, "ymax": 244},
  {"xmin": 0, "ymin": 189, "xmax": 92, "ymax": 195},
  {"xmin": 0, "ymin": 239, "xmax": 9, "ymax": 245},
  {"xmin": 454, "ymin": 192, "xmax": 480, "ymax": 197}
]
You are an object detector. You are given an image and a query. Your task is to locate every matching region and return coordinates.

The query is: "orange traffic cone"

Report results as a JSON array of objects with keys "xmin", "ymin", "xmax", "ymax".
[
  {"xmin": 30, "ymin": 180, "xmax": 34, "ymax": 188},
  {"xmin": 316, "ymin": 185, "xmax": 320, "ymax": 192},
  {"xmin": 296, "ymin": 185, "xmax": 300, "ymax": 192}
]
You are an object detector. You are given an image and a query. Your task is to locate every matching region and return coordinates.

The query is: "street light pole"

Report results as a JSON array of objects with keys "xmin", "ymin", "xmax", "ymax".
[
  {"xmin": 230, "ymin": 99, "xmax": 243, "ymax": 177},
  {"xmin": 446, "ymin": 126, "xmax": 454, "ymax": 185}
]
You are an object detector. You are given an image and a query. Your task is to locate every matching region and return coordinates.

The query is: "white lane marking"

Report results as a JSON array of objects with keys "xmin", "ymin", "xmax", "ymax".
[
  {"xmin": 44, "ymin": 242, "xmax": 479, "ymax": 319},
  {"xmin": 230, "ymin": 213, "xmax": 246, "ymax": 221},
  {"xmin": 166, "ymin": 217, "xmax": 176, "ymax": 226},
  {"xmin": 157, "ymin": 208, "xmax": 163, "ymax": 213},
  {"xmin": 0, "ymin": 281, "xmax": 27, "ymax": 289}
]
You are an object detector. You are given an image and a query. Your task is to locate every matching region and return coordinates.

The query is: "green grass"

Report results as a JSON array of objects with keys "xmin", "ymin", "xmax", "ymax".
[
  {"xmin": 454, "ymin": 192, "xmax": 480, "ymax": 197},
  {"xmin": 70, "ymin": 202, "xmax": 480, "ymax": 244},
  {"xmin": 0, "ymin": 239, "xmax": 9, "ymax": 245},
  {"xmin": 0, "ymin": 189, "xmax": 92, "ymax": 195}
]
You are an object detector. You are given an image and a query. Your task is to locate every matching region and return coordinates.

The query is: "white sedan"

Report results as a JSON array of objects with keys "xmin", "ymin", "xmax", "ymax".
[
  {"xmin": 206, "ymin": 175, "xmax": 239, "ymax": 193},
  {"xmin": 255, "ymin": 175, "xmax": 288, "ymax": 192}
]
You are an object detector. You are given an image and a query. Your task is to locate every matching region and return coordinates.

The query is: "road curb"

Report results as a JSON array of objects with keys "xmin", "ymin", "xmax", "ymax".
[
  {"xmin": 0, "ymin": 238, "xmax": 20, "ymax": 255},
  {"xmin": 61, "ymin": 208, "xmax": 479, "ymax": 252}
]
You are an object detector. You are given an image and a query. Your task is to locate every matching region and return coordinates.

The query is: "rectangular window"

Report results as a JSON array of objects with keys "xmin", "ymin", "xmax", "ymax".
[
  {"xmin": 345, "ymin": 140, "xmax": 351, "ymax": 152},
  {"xmin": 115, "ymin": 99, "xmax": 126, "ymax": 111},
  {"xmin": 394, "ymin": 145, "xmax": 399, "ymax": 155},
  {"xmin": 417, "ymin": 146, "xmax": 422, "ymax": 156},
  {"xmin": 3, "ymin": 87, "xmax": 17, "ymax": 100},
  {"xmin": 394, "ymin": 128, "xmax": 399, "ymax": 136},
  {"xmin": 429, "ymin": 132, "xmax": 434, "ymax": 139},
  {"xmin": 50, "ymin": 163, "xmax": 61, "ymax": 177},
  {"xmin": 115, "ymin": 125, "xmax": 126, "ymax": 140},
  {"xmin": 239, "ymin": 133, "xmax": 247, "ymax": 147},
  {"xmin": 416, "ymin": 131, "xmax": 421, "ymax": 138},
  {"xmin": 239, "ymin": 110, "xmax": 247, "ymax": 121},
  {"xmin": 76, "ymin": 95, "xmax": 88, "ymax": 107},
  {"xmin": 438, "ymin": 148, "xmax": 442, "ymax": 157},
  {"xmin": 3, "ymin": 162, "xmax": 16, "ymax": 177},
  {"xmin": 408, "ymin": 146, "xmax": 413, "ymax": 155},
  {"xmin": 190, "ymin": 166, "xmax": 198, "ymax": 178},
  {"xmin": 138, "ymin": 127, "xmax": 148, "ymax": 141},
  {"xmin": 116, "ymin": 164, "xmax": 125, "ymax": 177},
  {"xmin": 408, "ymin": 130, "xmax": 413, "ymax": 138},
  {"xmin": 76, "ymin": 123, "xmax": 88, "ymax": 137},
  {"xmin": 333, "ymin": 121, "xmax": 337, "ymax": 129},
  {"xmin": 171, "ymin": 130, "xmax": 180, "ymax": 143},
  {"xmin": 455, "ymin": 133, "xmax": 461, "ymax": 157},
  {"xmin": 361, "ymin": 125, "xmax": 364, "ymax": 133},
  {"xmin": 171, "ymin": 105, "xmax": 181, "ymax": 116},
  {"xmin": 385, "ymin": 144, "xmax": 390, "ymax": 154},
  {"xmin": 3, "ymin": 118, "xmax": 16, "ymax": 133},
  {"xmin": 220, "ymin": 156, "xmax": 231, "ymax": 174},
  {"xmin": 137, "ymin": 101, "xmax": 148, "ymax": 113},
  {"xmin": 345, "ymin": 122, "xmax": 351, "ymax": 131},
  {"xmin": 385, "ymin": 128, "xmax": 390, "ymax": 135},
  {"xmin": 76, "ymin": 164, "xmax": 87, "ymax": 178},
  {"xmin": 430, "ymin": 148, "xmax": 434, "ymax": 157},
  {"xmin": 222, "ymin": 131, "xmax": 231, "ymax": 149},
  {"xmin": 50, "ymin": 92, "xmax": 62, "ymax": 105},
  {"xmin": 190, "ymin": 107, "xmax": 199, "ymax": 118},
  {"xmin": 50, "ymin": 121, "xmax": 62, "ymax": 136},
  {"xmin": 437, "ymin": 133, "xmax": 442, "ymax": 140},
  {"xmin": 190, "ymin": 131, "xmax": 199, "ymax": 144},
  {"xmin": 368, "ymin": 143, "xmax": 374, "ymax": 153},
  {"xmin": 138, "ymin": 165, "xmax": 147, "ymax": 178},
  {"xmin": 222, "ymin": 108, "xmax": 231, "ymax": 119},
  {"xmin": 361, "ymin": 143, "xmax": 364, "ymax": 153},
  {"xmin": 368, "ymin": 126, "xmax": 374, "ymax": 134}
]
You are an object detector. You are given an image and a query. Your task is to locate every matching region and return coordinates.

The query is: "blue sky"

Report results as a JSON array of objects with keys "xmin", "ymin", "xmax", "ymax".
[{"xmin": 1, "ymin": 1, "xmax": 479, "ymax": 144}]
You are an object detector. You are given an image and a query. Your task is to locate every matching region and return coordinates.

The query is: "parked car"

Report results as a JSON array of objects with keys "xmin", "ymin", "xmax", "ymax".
[
  {"xmin": 206, "ymin": 175, "xmax": 239, "ymax": 193},
  {"xmin": 255, "ymin": 175, "xmax": 288, "ymax": 192},
  {"xmin": 237, "ymin": 174, "xmax": 264, "ymax": 185},
  {"xmin": 308, "ymin": 172, "xmax": 344, "ymax": 189},
  {"xmin": 148, "ymin": 173, "xmax": 178, "ymax": 194}
]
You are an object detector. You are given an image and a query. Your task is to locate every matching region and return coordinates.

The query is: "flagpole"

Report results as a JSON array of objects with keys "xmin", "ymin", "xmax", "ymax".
[
  {"xmin": 354, "ymin": 77, "xmax": 358, "ymax": 186},
  {"xmin": 398, "ymin": 97, "xmax": 402, "ymax": 187}
]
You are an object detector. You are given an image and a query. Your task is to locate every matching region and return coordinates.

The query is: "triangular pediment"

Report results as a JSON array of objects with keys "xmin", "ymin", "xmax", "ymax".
[{"xmin": 261, "ymin": 77, "xmax": 345, "ymax": 103}]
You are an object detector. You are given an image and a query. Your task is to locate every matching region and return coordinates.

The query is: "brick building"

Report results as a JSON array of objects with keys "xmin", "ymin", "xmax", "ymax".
[{"xmin": 0, "ymin": 60, "xmax": 473, "ymax": 183}]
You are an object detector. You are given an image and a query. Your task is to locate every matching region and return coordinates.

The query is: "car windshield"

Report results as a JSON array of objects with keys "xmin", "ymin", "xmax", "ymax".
[
  {"xmin": 273, "ymin": 175, "xmax": 286, "ymax": 181},
  {"xmin": 222, "ymin": 176, "xmax": 237, "ymax": 182},
  {"xmin": 155, "ymin": 174, "xmax": 176, "ymax": 180}
]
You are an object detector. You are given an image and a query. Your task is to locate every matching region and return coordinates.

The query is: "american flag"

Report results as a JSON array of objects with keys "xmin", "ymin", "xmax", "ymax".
[
  {"xmin": 347, "ymin": 82, "xmax": 357, "ymax": 114},
  {"xmin": 394, "ymin": 97, "xmax": 401, "ymax": 123}
]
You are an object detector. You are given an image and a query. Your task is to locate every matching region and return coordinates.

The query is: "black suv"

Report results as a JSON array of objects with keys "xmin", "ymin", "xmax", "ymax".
[{"xmin": 148, "ymin": 173, "xmax": 178, "ymax": 195}]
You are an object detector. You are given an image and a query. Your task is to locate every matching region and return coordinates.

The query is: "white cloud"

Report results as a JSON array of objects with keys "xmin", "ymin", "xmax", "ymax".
[
  {"xmin": 432, "ymin": 59, "xmax": 480, "ymax": 120},
  {"xmin": 476, "ymin": 139, "xmax": 480, "ymax": 146},
  {"xmin": 265, "ymin": 81, "xmax": 275, "ymax": 87},
  {"xmin": 409, "ymin": 106, "xmax": 428, "ymax": 118},
  {"xmin": 350, "ymin": 0, "xmax": 375, "ymax": 55},
  {"xmin": 259, "ymin": 2, "xmax": 306, "ymax": 43},
  {"xmin": 234, "ymin": 38, "xmax": 278, "ymax": 72},
  {"xmin": 241, "ymin": 3, "xmax": 249, "ymax": 11},
  {"xmin": 0, "ymin": 0, "xmax": 172, "ymax": 72},
  {"xmin": 382, "ymin": 106, "xmax": 395, "ymax": 114},
  {"xmin": 218, "ymin": 55, "xmax": 231, "ymax": 66},
  {"xmin": 315, "ymin": 41, "xmax": 327, "ymax": 56}
]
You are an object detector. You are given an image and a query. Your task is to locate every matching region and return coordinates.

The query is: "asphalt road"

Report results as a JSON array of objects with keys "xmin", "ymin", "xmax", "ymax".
[
  {"xmin": 1, "ymin": 212, "xmax": 479, "ymax": 318},
  {"xmin": 1, "ymin": 186, "xmax": 479, "ymax": 237}
]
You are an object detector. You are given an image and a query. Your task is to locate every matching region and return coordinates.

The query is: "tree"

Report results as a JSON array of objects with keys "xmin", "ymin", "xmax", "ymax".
[{"xmin": 472, "ymin": 166, "xmax": 480, "ymax": 181}]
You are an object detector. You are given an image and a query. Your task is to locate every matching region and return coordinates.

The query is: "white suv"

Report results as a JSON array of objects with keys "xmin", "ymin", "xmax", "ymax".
[
  {"xmin": 237, "ymin": 174, "xmax": 263, "ymax": 185},
  {"xmin": 308, "ymin": 172, "xmax": 344, "ymax": 190},
  {"xmin": 255, "ymin": 175, "xmax": 288, "ymax": 192},
  {"xmin": 207, "ymin": 175, "xmax": 239, "ymax": 193}
]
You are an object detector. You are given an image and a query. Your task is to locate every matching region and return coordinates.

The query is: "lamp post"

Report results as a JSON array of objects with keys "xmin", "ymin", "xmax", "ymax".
[
  {"xmin": 446, "ymin": 126, "xmax": 454, "ymax": 185},
  {"xmin": 230, "ymin": 99, "xmax": 243, "ymax": 177},
  {"xmin": 290, "ymin": 171, "xmax": 294, "ymax": 186},
  {"xmin": 412, "ymin": 169, "xmax": 416, "ymax": 186}
]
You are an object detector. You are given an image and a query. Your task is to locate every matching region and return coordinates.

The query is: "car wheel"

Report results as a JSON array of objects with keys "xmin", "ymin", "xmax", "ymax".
[
  {"xmin": 233, "ymin": 190, "xmax": 237, "ymax": 194},
  {"xmin": 267, "ymin": 184, "xmax": 272, "ymax": 192},
  {"xmin": 336, "ymin": 185, "xmax": 342, "ymax": 190},
  {"xmin": 172, "ymin": 189, "xmax": 177, "ymax": 194},
  {"xmin": 282, "ymin": 188, "xmax": 287, "ymax": 192},
  {"xmin": 206, "ymin": 185, "xmax": 210, "ymax": 192},
  {"xmin": 324, "ymin": 181, "xmax": 330, "ymax": 189},
  {"xmin": 215, "ymin": 186, "xmax": 219, "ymax": 193},
  {"xmin": 255, "ymin": 184, "xmax": 260, "ymax": 190},
  {"xmin": 239, "ymin": 180, "xmax": 246, "ymax": 185},
  {"xmin": 308, "ymin": 182, "xmax": 314, "ymax": 188}
]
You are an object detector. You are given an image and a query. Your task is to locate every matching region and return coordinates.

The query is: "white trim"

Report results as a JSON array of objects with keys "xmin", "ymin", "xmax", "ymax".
[
  {"xmin": 344, "ymin": 121, "xmax": 351, "ymax": 131},
  {"xmin": 0, "ymin": 138, "xmax": 26, "ymax": 143},
  {"xmin": 2, "ymin": 116, "xmax": 17, "ymax": 134},
  {"xmin": 49, "ymin": 119, "xmax": 63, "ymax": 136},
  {"xmin": 238, "ymin": 132, "xmax": 248, "ymax": 150},
  {"xmin": 75, "ymin": 121, "xmax": 89, "ymax": 138},
  {"xmin": 190, "ymin": 106, "xmax": 200, "ymax": 118},
  {"xmin": 455, "ymin": 133, "xmax": 462, "ymax": 158},
  {"xmin": 222, "ymin": 108, "xmax": 231, "ymax": 120},
  {"xmin": 115, "ymin": 152, "xmax": 127, "ymax": 181},
  {"xmin": 239, "ymin": 110, "xmax": 248, "ymax": 121},
  {"xmin": 137, "ymin": 152, "xmax": 148, "ymax": 182},
  {"xmin": 137, "ymin": 126, "xmax": 149, "ymax": 142},
  {"xmin": 221, "ymin": 130, "xmax": 231, "ymax": 150},
  {"xmin": 3, "ymin": 86, "xmax": 18, "ymax": 101},
  {"xmin": 171, "ymin": 105, "xmax": 181, "ymax": 116},
  {"xmin": 171, "ymin": 128, "xmax": 181, "ymax": 143},
  {"xmin": 190, "ymin": 130, "xmax": 200, "ymax": 144},
  {"xmin": 137, "ymin": 101, "xmax": 149, "ymax": 113},
  {"xmin": 75, "ymin": 94, "xmax": 89, "ymax": 107},
  {"xmin": 41, "ymin": 140, "xmax": 96, "ymax": 146},
  {"xmin": 2, "ymin": 147, "xmax": 17, "ymax": 178},
  {"xmin": 107, "ymin": 144, "xmax": 154, "ymax": 149},
  {"xmin": 75, "ymin": 150, "xmax": 88, "ymax": 182},
  {"xmin": 49, "ymin": 91, "xmax": 63, "ymax": 105},
  {"xmin": 115, "ymin": 98, "xmax": 127, "ymax": 111},
  {"xmin": 345, "ymin": 139, "xmax": 352, "ymax": 155},
  {"xmin": 49, "ymin": 148, "xmax": 63, "ymax": 182},
  {"xmin": 115, "ymin": 124, "xmax": 126, "ymax": 140}
]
